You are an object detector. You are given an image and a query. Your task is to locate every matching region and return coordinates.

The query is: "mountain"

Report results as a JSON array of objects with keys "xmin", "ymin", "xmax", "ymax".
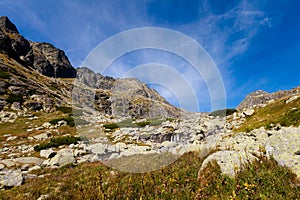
[
  {"xmin": 0, "ymin": 16, "xmax": 180, "ymax": 119},
  {"xmin": 0, "ymin": 16, "xmax": 76, "ymax": 78},
  {"xmin": 237, "ymin": 87, "xmax": 300, "ymax": 110},
  {"xmin": 0, "ymin": 16, "xmax": 300, "ymax": 197}
]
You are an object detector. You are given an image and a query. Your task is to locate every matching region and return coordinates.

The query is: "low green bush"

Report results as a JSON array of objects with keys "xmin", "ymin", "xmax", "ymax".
[
  {"xmin": 49, "ymin": 117, "xmax": 75, "ymax": 127},
  {"xmin": 7, "ymin": 94, "xmax": 24, "ymax": 103},
  {"xmin": 103, "ymin": 123, "xmax": 119, "ymax": 129},
  {"xmin": 0, "ymin": 68, "xmax": 10, "ymax": 79},
  {"xmin": 56, "ymin": 106, "xmax": 72, "ymax": 114},
  {"xmin": 210, "ymin": 108, "xmax": 237, "ymax": 117},
  {"xmin": 34, "ymin": 136, "xmax": 81, "ymax": 151}
]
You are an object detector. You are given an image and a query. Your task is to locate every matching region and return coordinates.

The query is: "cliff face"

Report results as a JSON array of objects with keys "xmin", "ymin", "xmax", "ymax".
[{"xmin": 0, "ymin": 16, "xmax": 76, "ymax": 78}]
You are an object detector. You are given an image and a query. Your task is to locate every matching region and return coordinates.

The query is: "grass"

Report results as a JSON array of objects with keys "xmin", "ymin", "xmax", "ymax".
[
  {"xmin": 0, "ymin": 152, "xmax": 299, "ymax": 199},
  {"xmin": 236, "ymin": 96, "xmax": 300, "ymax": 132},
  {"xmin": 34, "ymin": 136, "xmax": 81, "ymax": 151}
]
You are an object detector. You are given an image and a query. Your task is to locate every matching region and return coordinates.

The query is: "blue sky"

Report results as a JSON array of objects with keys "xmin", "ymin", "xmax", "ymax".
[{"xmin": 0, "ymin": 0, "xmax": 299, "ymax": 112}]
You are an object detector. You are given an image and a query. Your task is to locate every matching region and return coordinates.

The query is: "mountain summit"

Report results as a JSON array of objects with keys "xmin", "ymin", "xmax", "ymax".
[{"xmin": 0, "ymin": 16, "xmax": 76, "ymax": 78}]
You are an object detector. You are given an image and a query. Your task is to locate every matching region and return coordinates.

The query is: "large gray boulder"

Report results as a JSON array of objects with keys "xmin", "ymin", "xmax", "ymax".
[
  {"xmin": 198, "ymin": 150, "xmax": 257, "ymax": 178},
  {"xmin": 0, "ymin": 169, "xmax": 23, "ymax": 188},
  {"xmin": 47, "ymin": 149, "xmax": 75, "ymax": 166}
]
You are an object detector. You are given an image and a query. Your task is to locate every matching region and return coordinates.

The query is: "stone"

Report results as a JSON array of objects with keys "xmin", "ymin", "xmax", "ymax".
[
  {"xmin": 0, "ymin": 163, "xmax": 5, "ymax": 170},
  {"xmin": 0, "ymin": 169, "xmax": 23, "ymax": 188},
  {"xmin": 48, "ymin": 149, "xmax": 75, "ymax": 166},
  {"xmin": 30, "ymin": 42, "xmax": 77, "ymax": 78},
  {"xmin": 40, "ymin": 149, "xmax": 56, "ymax": 159},
  {"xmin": 11, "ymin": 102, "xmax": 22, "ymax": 110},
  {"xmin": 285, "ymin": 95, "xmax": 299, "ymax": 104},
  {"xmin": 0, "ymin": 159, "xmax": 15, "ymax": 167},
  {"xmin": 198, "ymin": 150, "xmax": 257, "ymax": 178},
  {"xmin": 243, "ymin": 108, "xmax": 255, "ymax": 116},
  {"xmin": 86, "ymin": 143, "xmax": 108, "ymax": 155},
  {"xmin": 267, "ymin": 127, "xmax": 300, "ymax": 178},
  {"xmin": 28, "ymin": 166, "xmax": 41, "ymax": 172},
  {"xmin": 6, "ymin": 136, "xmax": 17, "ymax": 141},
  {"xmin": 12, "ymin": 157, "xmax": 44, "ymax": 166},
  {"xmin": 42, "ymin": 122, "xmax": 52, "ymax": 128},
  {"xmin": 33, "ymin": 132, "xmax": 51, "ymax": 140}
]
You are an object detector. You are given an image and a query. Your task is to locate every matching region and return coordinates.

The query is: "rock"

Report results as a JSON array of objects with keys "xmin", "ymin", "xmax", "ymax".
[
  {"xmin": 24, "ymin": 101, "xmax": 43, "ymax": 111},
  {"xmin": 0, "ymin": 163, "xmax": 5, "ymax": 170},
  {"xmin": 12, "ymin": 157, "xmax": 44, "ymax": 166},
  {"xmin": 30, "ymin": 42, "xmax": 77, "ymax": 78},
  {"xmin": 40, "ymin": 149, "xmax": 56, "ymax": 159},
  {"xmin": 76, "ymin": 67, "xmax": 98, "ymax": 88},
  {"xmin": 48, "ymin": 148, "xmax": 75, "ymax": 166},
  {"xmin": 243, "ymin": 108, "xmax": 254, "ymax": 116},
  {"xmin": 199, "ymin": 150, "xmax": 257, "ymax": 178},
  {"xmin": 286, "ymin": 95, "xmax": 299, "ymax": 104},
  {"xmin": 6, "ymin": 135, "xmax": 17, "ymax": 141},
  {"xmin": 10, "ymin": 102, "xmax": 22, "ymax": 110},
  {"xmin": 42, "ymin": 122, "xmax": 52, "ymax": 128},
  {"xmin": 0, "ymin": 97, "xmax": 7, "ymax": 110},
  {"xmin": 37, "ymin": 194, "xmax": 49, "ymax": 200},
  {"xmin": 266, "ymin": 127, "xmax": 300, "ymax": 178},
  {"xmin": 0, "ymin": 16, "xmax": 19, "ymax": 33},
  {"xmin": 28, "ymin": 166, "xmax": 41, "ymax": 172},
  {"xmin": 0, "ymin": 169, "xmax": 23, "ymax": 188},
  {"xmin": 86, "ymin": 143, "xmax": 108, "ymax": 155},
  {"xmin": 0, "ymin": 159, "xmax": 15, "ymax": 167},
  {"xmin": 33, "ymin": 132, "xmax": 51, "ymax": 140},
  {"xmin": 0, "ymin": 81, "xmax": 7, "ymax": 94}
]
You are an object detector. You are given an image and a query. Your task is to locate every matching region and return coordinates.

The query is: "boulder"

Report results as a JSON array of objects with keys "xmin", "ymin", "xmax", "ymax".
[
  {"xmin": 266, "ymin": 127, "xmax": 300, "ymax": 178},
  {"xmin": 40, "ymin": 149, "xmax": 56, "ymax": 159},
  {"xmin": 243, "ymin": 108, "xmax": 254, "ymax": 116},
  {"xmin": 10, "ymin": 102, "xmax": 21, "ymax": 110},
  {"xmin": 86, "ymin": 143, "xmax": 108, "ymax": 155},
  {"xmin": 198, "ymin": 150, "xmax": 257, "ymax": 178},
  {"xmin": 0, "ymin": 169, "xmax": 23, "ymax": 188},
  {"xmin": 48, "ymin": 149, "xmax": 75, "ymax": 166}
]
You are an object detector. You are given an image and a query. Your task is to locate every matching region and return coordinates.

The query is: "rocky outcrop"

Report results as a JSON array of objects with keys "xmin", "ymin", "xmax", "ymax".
[
  {"xmin": 30, "ymin": 42, "xmax": 76, "ymax": 78},
  {"xmin": 237, "ymin": 87, "xmax": 300, "ymax": 110},
  {"xmin": 0, "ymin": 16, "xmax": 32, "ymax": 65},
  {"xmin": 0, "ymin": 16, "xmax": 76, "ymax": 78}
]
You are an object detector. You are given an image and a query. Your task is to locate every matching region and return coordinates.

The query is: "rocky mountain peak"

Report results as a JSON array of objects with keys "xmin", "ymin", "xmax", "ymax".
[
  {"xmin": 0, "ymin": 16, "xmax": 19, "ymax": 33},
  {"xmin": 0, "ymin": 16, "xmax": 77, "ymax": 78},
  {"xmin": 237, "ymin": 87, "xmax": 300, "ymax": 110}
]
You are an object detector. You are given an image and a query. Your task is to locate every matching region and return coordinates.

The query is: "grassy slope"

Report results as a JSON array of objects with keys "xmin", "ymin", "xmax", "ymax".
[
  {"xmin": 0, "ymin": 152, "xmax": 299, "ymax": 200},
  {"xmin": 235, "ymin": 96, "xmax": 300, "ymax": 132}
]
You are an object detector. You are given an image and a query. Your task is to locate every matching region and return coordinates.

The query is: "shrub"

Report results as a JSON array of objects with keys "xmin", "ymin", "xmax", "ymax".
[
  {"xmin": 0, "ymin": 68, "xmax": 10, "ymax": 79},
  {"xmin": 56, "ymin": 106, "xmax": 72, "ymax": 114},
  {"xmin": 7, "ymin": 94, "xmax": 24, "ymax": 103},
  {"xmin": 103, "ymin": 123, "xmax": 119, "ymax": 129},
  {"xmin": 210, "ymin": 108, "xmax": 237, "ymax": 117},
  {"xmin": 49, "ymin": 117, "xmax": 75, "ymax": 127},
  {"xmin": 34, "ymin": 136, "xmax": 81, "ymax": 151}
]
